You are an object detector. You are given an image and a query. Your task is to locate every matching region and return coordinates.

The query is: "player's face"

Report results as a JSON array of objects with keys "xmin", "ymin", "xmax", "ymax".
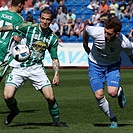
[
  {"xmin": 39, "ymin": 13, "xmax": 52, "ymax": 29},
  {"xmin": 104, "ymin": 28, "xmax": 118, "ymax": 42}
]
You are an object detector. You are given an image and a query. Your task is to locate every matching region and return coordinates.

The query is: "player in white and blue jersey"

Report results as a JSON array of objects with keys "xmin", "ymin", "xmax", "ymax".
[{"xmin": 83, "ymin": 17, "xmax": 133, "ymax": 128}]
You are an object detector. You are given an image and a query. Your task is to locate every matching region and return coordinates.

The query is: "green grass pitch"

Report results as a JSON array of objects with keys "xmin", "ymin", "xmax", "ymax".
[{"xmin": 0, "ymin": 68, "xmax": 133, "ymax": 133}]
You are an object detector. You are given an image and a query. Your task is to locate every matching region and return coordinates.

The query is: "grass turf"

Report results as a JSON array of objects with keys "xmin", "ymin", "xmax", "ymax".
[{"xmin": 0, "ymin": 68, "xmax": 133, "ymax": 133}]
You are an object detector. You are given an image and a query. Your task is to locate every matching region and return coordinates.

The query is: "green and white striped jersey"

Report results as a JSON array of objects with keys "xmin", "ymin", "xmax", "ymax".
[
  {"xmin": 0, "ymin": 10, "xmax": 23, "ymax": 62},
  {"xmin": 10, "ymin": 22, "xmax": 59, "ymax": 67}
]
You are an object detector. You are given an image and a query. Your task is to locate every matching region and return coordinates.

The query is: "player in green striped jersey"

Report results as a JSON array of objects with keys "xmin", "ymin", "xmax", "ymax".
[
  {"xmin": 1, "ymin": 8, "xmax": 68, "ymax": 127},
  {"xmin": 0, "ymin": 0, "xmax": 26, "ymax": 82}
]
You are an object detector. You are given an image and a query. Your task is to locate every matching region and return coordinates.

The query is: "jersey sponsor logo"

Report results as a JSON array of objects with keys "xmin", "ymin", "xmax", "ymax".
[
  {"xmin": 33, "ymin": 34, "xmax": 48, "ymax": 43},
  {"xmin": 32, "ymin": 41, "xmax": 47, "ymax": 51},
  {"xmin": 1, "ymin": 13, "xmax": 13, "ymax": 20},
  {"xmin": 110, "ymin": 81, "xmax": 118, "ymax": 84}
]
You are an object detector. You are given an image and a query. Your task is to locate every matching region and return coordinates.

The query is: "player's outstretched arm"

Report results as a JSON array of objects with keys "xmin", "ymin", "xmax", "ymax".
[
  {"xmin": 52, "ymin": 58, "xmax": 60, "ymax": 86},
  {"xmin": 83, "ymin": 28, "xmax": 90, "ymax": 55},
  {"xmin": 0, "ymin": 25, "xmax": 21, "ymax": 42},
  {"xmin": 0, "ymin": 25, "xmax": 13, "ymax": 32}
]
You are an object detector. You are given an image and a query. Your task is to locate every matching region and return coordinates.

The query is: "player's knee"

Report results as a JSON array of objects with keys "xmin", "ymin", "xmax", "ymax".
[
  {"xmin": 3, "ymin": 86, "xmax": 16, "ymax": 100},
  {"xmin": 94, "ymin": 89, "xmax": 104, "ymax": 100},
  {"xmin": 46, "ymin": 96, "xmax": 55, "ymax": 105},
  {"xmin": 3, "ymin": 92, "xmax": 14, "ymax": 100},
  {"xmin": 45, "ymin": 93, "xmax": 55, "ymax": 103},
  {"xmin": 108, "ymin": 87, "xmax": 118, "ymax": 97},
  {"xmin": 108, "ymin": 92, "xmax": 117, "ymax": 97},
  {"xmin": 95, "ymin": 93, "xmax": 104, "ymax": 100},
  {"xmin": 4, "ymin": 94, "xmax": 14, "ymax": 101}
]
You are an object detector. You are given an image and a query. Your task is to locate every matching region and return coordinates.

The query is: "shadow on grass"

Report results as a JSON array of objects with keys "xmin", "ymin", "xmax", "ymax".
[
  {"xmin": 0, "ymin": 109, "xmax": 40, "ymax": 114},
  {"xmin": 94, "ymin": 123, "xmax": 133, "ymax": 127},
  {"xmin": 10, "ymin": 122, "xmax": 54, "ymax": 127},
  {"xmin": 9, "ymin": 122, "xmax": 68, "ymax": 128},
  {"xmin": 1, "ymin": 109, "xmax": 68, "ymax": 128}
]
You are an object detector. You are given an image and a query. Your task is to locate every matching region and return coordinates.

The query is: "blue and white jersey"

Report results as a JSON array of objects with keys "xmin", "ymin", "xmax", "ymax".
[{"xmin": 85, "ymin": 26, "xmax": 133, "ymax": 66}]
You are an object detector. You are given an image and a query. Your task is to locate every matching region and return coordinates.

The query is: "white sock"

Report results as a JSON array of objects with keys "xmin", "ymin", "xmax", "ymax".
[
  {"xmin": 96, "ymin": 96, "xmax": 114, "ymax": 119},
  {"xmin": 117, "ymin": 86, "xmax": 122, "ymax": 97}
]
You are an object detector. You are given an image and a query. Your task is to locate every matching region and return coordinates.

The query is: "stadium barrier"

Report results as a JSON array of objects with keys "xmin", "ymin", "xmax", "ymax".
[{"xmin": 43, "ymin": 43, "xmax": 133, "ymax": 68}]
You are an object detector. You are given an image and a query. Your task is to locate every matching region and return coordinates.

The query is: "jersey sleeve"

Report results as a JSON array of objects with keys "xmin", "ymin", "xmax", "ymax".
[
  {"xmin": 86, "ymin": 26, "xmax": 104, "ymax": 38},
  {"xmin": 12, "ymin": 14, "xmax": 24, "ymax": 37},
  {"xmin": 13, "ymin": 22, "xmax": 32, "ymax": 37},
  {"xmin": 48, "ymin": 38, "xmax": 59, "ymax": 59},
  {"xmin": 121, "ymin": 35, "xmax": 133, "ymax": 55}
]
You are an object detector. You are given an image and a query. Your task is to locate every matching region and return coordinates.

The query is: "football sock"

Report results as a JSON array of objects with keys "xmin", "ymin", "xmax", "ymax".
[
  {"xmin": 96, "ymin": 96, "xmax": 114, "ymax": 119},
  {"xmin": 110, "ymin": 116, "xmax": 117, "ymax": 122},
  {"xmin": 48, "ymin": 99, "xmax": 60, "ymax": 124},
  {"xmin": 5, "ymin": 98, "xmax": 19, "ymax": 114}
]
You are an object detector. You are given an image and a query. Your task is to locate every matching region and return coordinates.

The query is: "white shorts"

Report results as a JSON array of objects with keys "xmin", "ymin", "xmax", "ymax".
[{"xmin": 6, "ymin": 65, "xmax": 51, "ymax": 90}]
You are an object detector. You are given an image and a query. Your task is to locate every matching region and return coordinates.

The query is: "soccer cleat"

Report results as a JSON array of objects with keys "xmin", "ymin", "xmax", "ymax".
[
  {"xmin": 4, "ymin": 111, "xmax": 19, "ymax": 125},
  {"xmin": 110, "ymin": 116, "xmax": 118, "ymax": 128},
  {"xmin": 117, "ymin": 87, "xmax": 126, "ymax": 108},
  {"xmin": 110, "ymin": 121, "xmax": 118, "ymax": 128},
  {"xmin": 54, "ymin": 122, "xmax": 68, "ymax": 127}
]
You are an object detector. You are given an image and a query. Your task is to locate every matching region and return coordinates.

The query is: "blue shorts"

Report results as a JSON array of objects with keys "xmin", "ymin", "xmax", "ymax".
[{"xmin": 88, "ymin": 60, "xmax": 121, "ymax": 92}]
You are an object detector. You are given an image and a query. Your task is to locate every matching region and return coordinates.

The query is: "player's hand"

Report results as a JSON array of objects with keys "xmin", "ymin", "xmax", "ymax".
[
  {"xmin": 52, "ymin": 75, "xmax": 59, "ymax": 86},
  {"xmin": 13, "ymin": 36, "xmax": 21, "ymax": 42}
]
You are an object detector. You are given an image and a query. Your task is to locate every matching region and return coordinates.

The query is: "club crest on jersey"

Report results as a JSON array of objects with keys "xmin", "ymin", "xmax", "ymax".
[{"xmin": 32, "ymin": 41, "xmax": 47, "ymax": 51}]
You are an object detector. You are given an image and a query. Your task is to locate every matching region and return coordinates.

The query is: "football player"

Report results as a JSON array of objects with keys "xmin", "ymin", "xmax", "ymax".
[
  {"xmin": 0, "ymin": 0, "xmax": 27, "ymax": 82},
  {"xmin": 83, "ymin": 17, "xmax": 133, "ymax": 128}
]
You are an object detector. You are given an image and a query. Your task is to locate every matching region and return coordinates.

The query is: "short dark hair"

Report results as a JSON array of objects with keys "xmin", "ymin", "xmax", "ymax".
[
  {"xmin": 11, "ymin": 0, "xmax": 27, "ymax": 6},
  {"xmin": 104, "ymin": 17, "xmax": 122, "ymax": 33},
  {"xmin": 40, "ymin": 8, "xmax": 54, "ymax": 19}
]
